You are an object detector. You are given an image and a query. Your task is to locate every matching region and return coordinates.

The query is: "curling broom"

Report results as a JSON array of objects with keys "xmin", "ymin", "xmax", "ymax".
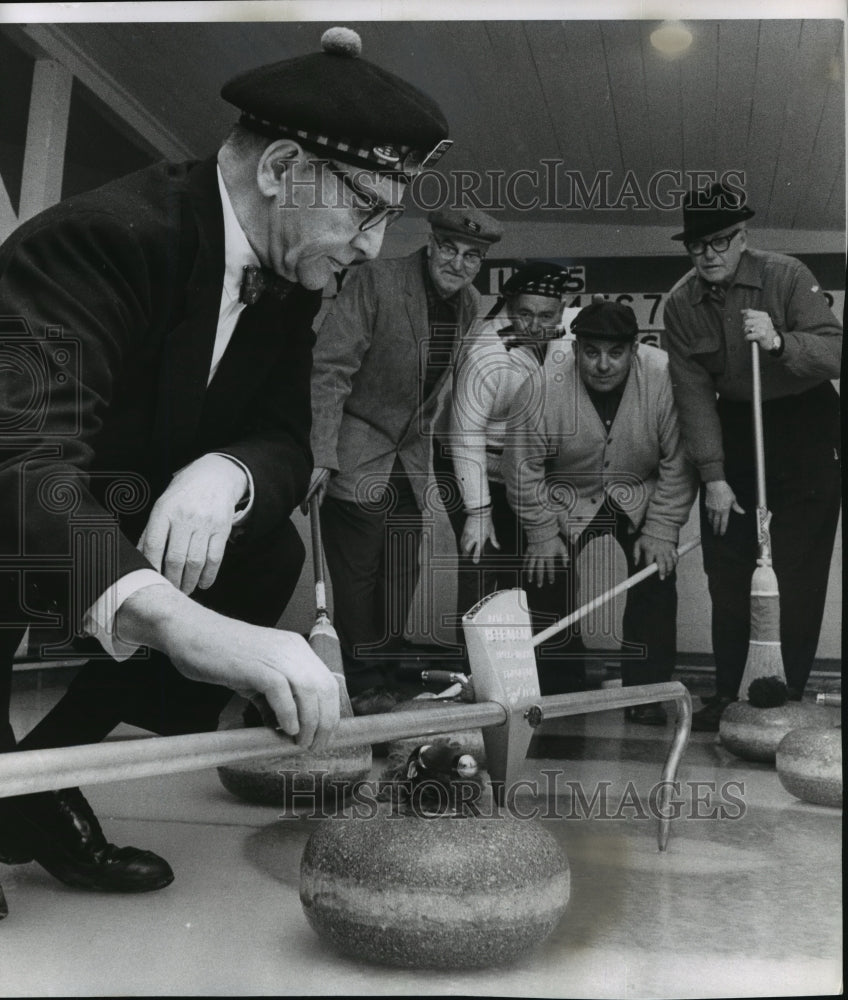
[
  {"xmin": 308, "ymin": 495, "xmax": 354, "ymax": 718},
  {"xmin": 737, "ymin": 342, "xmax": 786, "ymax": 698}
]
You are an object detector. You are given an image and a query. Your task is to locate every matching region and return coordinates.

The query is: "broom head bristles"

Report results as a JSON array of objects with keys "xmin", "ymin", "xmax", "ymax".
[
  {"xmin": 738, "ymin": 562, "xmax": 786, "ymax": 698},
  {"xmin": 308, "ymin": 614, "xmax": 354, "ymax": 718}
]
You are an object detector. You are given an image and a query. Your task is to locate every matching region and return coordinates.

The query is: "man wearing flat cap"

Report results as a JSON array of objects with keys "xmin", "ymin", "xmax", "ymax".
[
  {"xmin": 0, "ymin": 27, "xmax": 450, "ymax": 903},
  {"xmin": 444, "ymin": 261, "xmax": 570, "ymax": 658},
  {"xmin": 503, "ymin": 301, "xmax": 697, "ymax": 719},
  {"xmin": 305, "ymin": 206, "xmax": 502, "ymax": 706},
  {"xmin": 663, "ymin": 181, "xmax": 842, "ymax": 731}
]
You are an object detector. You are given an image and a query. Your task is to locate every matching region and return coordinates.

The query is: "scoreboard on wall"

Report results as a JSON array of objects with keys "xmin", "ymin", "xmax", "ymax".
[{"xmin": 475, "ymin": 254, "xmax": 846, "ymax": 347}]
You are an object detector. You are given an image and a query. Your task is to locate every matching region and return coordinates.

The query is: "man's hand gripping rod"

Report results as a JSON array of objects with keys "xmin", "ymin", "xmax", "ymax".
[{"xmin": 0, "ymin": 541, "xmax": 698, "ymax": 850}]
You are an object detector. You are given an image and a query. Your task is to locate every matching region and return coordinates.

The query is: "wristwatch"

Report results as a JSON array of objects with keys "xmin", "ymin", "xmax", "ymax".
[{"xmin": 768, "ymin": 332, "xmax": 784, "ymax": 356}]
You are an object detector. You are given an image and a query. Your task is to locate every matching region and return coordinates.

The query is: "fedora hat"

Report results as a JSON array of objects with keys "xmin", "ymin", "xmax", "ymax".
[{"xmin": 671, "ymin": 181, "xmax": 755, "ymax": 243}]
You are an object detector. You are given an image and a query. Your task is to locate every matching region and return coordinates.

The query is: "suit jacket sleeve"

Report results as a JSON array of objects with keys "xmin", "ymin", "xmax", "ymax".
[
  {"xmin": 309, "ymin": 265, "xmax": 377, "ymax": 471},
  {"xmin": 779, "ymin": 259, "xmax": 842, "ymax": 379},
  {"xmin": 502, "ymin": 371, "xmax": 561, "ymax": 545},
  {"xmin": 450, "ymin": 336, "xmax": 500, "ymax": 511},
  {"xmin": 663, "ymin": 293, "xmax": 727, "ymax": 483},
  {"xmin": 216, "ymin": 309, "xmax": 317, "ymax": 535},
  {"xmin": 640, "ymin": 371, "xmax": 698, "ymax": 543}
]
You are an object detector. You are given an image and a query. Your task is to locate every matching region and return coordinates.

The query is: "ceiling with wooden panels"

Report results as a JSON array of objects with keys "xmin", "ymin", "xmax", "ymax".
[{"xmin": 12, "ymin": 18, "xmax": 847, "ymax": 232}]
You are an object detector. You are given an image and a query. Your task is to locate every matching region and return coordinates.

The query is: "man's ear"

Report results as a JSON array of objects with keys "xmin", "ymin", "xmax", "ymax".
[
  {"xmin": 570, "ymin": 339, "xmax": 578, "ymax": 357},
  {"xmin": 632, "ymin": 339, "xmax": 640, "ymax": 354},
  {"xmin": 256, "ymin": 139, "xmax": 304, "ymax": 197}
]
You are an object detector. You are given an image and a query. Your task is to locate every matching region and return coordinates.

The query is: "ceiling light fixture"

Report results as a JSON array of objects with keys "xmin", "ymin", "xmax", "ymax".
[{"xmin": 650, "ymin": 20, "xmax": 693, "ymax": 58}]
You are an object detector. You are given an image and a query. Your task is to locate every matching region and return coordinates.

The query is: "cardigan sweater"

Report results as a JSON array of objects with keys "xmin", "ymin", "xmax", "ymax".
[{"xmin": 503, "ymin": 344, "xmax": 697, "ymax": 544}]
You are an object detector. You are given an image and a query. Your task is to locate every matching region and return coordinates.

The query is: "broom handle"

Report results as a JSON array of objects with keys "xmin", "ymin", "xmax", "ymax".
[
  {"xmin": 751, "ymin": 342, "xmax": 768, "ymax": 514},
  {"xmin": 532, "ymin": 537, "xmax": 701, "ymax": 648},
  {"xmin": 309, "ymin": 495, "xmax": 328, "ymax": 615}
]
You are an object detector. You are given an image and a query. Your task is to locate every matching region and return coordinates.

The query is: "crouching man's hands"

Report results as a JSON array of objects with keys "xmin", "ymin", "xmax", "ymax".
[
  {"xmin": 116, "ymin": 586, "xmax": 340, "ymax": 749},
  {"xmin": 524, "ymin": 536, "xmax": 570, "ymax": 588}
]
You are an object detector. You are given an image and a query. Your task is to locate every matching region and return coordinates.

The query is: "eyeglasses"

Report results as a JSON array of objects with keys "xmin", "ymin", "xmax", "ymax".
[
  {"xmin": 323, "ymin": 161, "xmax": 405, "ymax": 232},
  {"xmin": 432, "ymin": 236, "xmax": 485, "ymax": 270},
  {"xmin": 685, "ymin": 228, "xmax": 743, "ymax": 256}
]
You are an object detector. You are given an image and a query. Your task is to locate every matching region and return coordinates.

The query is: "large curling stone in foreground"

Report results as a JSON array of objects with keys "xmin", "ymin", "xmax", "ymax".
[
  {"xmin": 218, "ymin": 744, "xmax": 372, "ymax": 808},
  {"xmin": 719, "ymin": 701, "xmax": 826, "ymax": 763},
  {"xmin": 776, "ymin": 727, "xmax": 842, "ymax": 808},
  {"xmin": 385, "ymin": 697, "xmax": 487, "ymax": 768},
  {"xmin": 300, "ymin": 808, "xmax": 569, "ymax": 968}
]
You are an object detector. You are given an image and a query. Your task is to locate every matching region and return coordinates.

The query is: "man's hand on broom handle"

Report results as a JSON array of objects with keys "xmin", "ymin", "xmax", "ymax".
[
  {"xmin": 632, "ymin": 534, "xmax": 678, "ymax": 580},
  {"xmin": 705, "ymin": 480, "xmax": 745, "ymax": 536}
]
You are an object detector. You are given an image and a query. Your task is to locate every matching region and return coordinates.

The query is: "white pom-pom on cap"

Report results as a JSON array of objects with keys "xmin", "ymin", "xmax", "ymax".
[{"xmin": 321, "ymin": 27, "xmax": 362, "ymax": 58}]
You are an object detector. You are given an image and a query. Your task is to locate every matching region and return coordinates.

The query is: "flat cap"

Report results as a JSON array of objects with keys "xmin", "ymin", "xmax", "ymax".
[
  {"xmin": 571, "ymin": 300, "xmax": 639, "ymax": 341},
  {"xmin": 221, "ymin": 27, "xmax": 451, "ymax": 181},
  {"xmin": 427, "ymin": 207, "xmax": 503, "ymax": 246},
  {"xmin": 501, "ymin": 261, "xmax": 570, "ymax": 299},
  {"xmin": 672, "ymin": 181, "xmax": 755, "ymax": 242}
]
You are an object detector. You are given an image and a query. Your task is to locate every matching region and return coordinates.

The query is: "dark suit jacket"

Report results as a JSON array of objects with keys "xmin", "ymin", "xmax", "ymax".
[
  {"xmin": 0, "ymin": 158, "xmax": 321, "ymax": 630},
  {"xmin": 310, "ymin": 247, "xmax": 480, "ymax": 507}
]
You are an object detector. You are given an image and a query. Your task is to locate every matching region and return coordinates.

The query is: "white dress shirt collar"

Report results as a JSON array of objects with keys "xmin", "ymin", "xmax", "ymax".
[{"xmin": 216, "ymin": 164, "xmax": 260, "ymax": 303}]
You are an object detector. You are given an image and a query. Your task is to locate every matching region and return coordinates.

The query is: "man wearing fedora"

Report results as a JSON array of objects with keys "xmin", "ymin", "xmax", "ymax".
[
  {"xmin": 305, "ymin": 208, "xmax": 502, "ymax": 706},
  {"xmin": 663, "ymin": 182, "xmax": 842, "ymax": 731},
  {"xmin": 503, "ymin": 301, "xmax": 697, "ymax": 720},
  {"xmin": 0, "ymin": 27, "xmax": 451, "ymax": 901}
]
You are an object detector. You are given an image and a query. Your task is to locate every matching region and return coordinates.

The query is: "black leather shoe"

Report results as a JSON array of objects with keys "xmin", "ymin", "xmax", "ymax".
[
  {"xmin": 624, "ymin": 703, "xmax": 668, "ymax": 726},
  {"xmin": 2, "ymin": 787, "xmax": 174, "ymax": 893},
  {"xmin": 691, "ymin": 696, "xmax": 735, "ymax": 732}
]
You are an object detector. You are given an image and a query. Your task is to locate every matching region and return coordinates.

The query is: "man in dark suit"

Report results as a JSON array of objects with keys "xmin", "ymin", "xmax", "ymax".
[
  {"xmin": 0, "ymin": 27, "xmax": 451, "ymax": 901},
  {"xmin": 305, "ymin": 209, "xmax": 502, "ymax": 705}
]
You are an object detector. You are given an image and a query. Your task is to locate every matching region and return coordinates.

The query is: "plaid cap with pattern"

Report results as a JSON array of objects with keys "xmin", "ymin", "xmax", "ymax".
[{"xmin": 221, "ymin": 27, "xmax": 451, "ymax": 181}]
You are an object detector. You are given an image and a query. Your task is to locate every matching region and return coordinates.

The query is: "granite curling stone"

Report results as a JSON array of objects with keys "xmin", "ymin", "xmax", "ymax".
[
  {"xmin": 218, "ymin": 744, "xmax": 372, "ymax": 808},
  {"xmin": 776, "ymin": 727, "xmax": 842, "ymax": 808},
  {"xmin": 719, "ymin": 677, "xmax": 829, "ymax": 763},
  {"xmin": 299, "ymin": 805, "xmax": 570, "ymax": 968},
  {"xmin": 384, "ymin": 696, "xmax": 487, "ymax": 768}
]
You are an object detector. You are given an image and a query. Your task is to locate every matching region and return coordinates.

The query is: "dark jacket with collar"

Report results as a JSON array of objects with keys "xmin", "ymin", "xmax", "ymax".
[
  {"xmin": 0, "ymin": 157, "xmax": 321, "ymax": 627},
  {"xmin": 310, "ymin": 246, "xmax": 481, "ymax": 507}
]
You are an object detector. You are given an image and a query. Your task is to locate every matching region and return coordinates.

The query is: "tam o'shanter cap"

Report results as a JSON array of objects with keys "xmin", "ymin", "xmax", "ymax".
[
  {"xmin": 221, "ymin": 27, "xmax": 452, "ymax": 181},
  {"xmin": 571, "ymin": 300, "xmax": 639, "ymax": 341},
  {"xmin": 672, "ymin": 181, "xmax": 755, "ymax": 242},
  {"xmin": 427, "ymin": 207, "xmax": 504, "ymax": 246},
  {"xmin": 501, "ymin": 261, "xmax": 570, "ymax": 299}
]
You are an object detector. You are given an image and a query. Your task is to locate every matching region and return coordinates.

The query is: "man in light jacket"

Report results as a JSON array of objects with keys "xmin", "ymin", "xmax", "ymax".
[{"xmin": 504, "ymin": 300, "xmax": 697, "ymax": 722}]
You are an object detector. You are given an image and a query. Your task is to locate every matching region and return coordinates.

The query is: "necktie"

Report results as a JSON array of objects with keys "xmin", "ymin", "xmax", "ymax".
[{"xmin": 239, "ymin": 265, "xmax": 295, "ymax": 306}]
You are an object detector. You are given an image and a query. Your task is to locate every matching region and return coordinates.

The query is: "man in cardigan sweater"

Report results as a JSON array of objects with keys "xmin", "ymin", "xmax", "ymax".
[{"xmin": 504, "ymin": 301, "xmax": 697, "ymax": 722}]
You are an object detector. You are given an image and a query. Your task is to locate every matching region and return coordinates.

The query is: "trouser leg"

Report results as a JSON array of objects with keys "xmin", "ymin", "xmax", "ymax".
[
  {"xmin": 708, "ymin": 383, "xmax": 842, "ymax": 698},
  {"xmin": 320, "ymin": 466, "xmax": 423, "ymax": 694},
  {"xmin": 618, "ymin": 529, "xmax": 678, "ymax": 686},
  {"xmin": 768, "ymin": 446, "xmax": 841, "ymax": 695},
  {"xmin": 435, "ymin": 446, "xmax": 524, "ymax": 658},
  {"xmin": 524, "ymin": 540, "xmax": 586, "ymax": 696}
]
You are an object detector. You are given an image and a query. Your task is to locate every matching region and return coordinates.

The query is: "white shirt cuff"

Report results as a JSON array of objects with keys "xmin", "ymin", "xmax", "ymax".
[
  {"xmin": 83, "ymin": 570, "xmax": 173, "ymax": 661},
  {"xmin": 210, "ymin": 452, "xmax": 254, "ymax": 525}
]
